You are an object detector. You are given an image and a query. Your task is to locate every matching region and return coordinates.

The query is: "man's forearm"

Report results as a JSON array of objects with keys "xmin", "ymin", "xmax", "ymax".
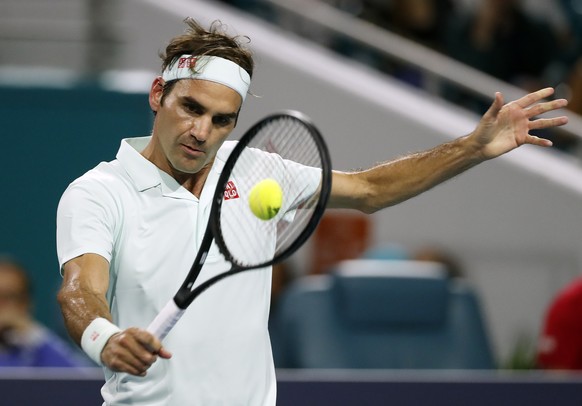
[
  {"xmin": 358, "ymin": 135, "xmax": 483, "ymax": 212},
  {"xmin": 57, "ymin": 281, "xmax": 112, "ymax": 346}
]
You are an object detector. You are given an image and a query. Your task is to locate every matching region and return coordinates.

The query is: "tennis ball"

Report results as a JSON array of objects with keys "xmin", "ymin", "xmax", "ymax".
[{"xmin": 248, "ymin": 178, "xmax": 283, "ymax": 220}]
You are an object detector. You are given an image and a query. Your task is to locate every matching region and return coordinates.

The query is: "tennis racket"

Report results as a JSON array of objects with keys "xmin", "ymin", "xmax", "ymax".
[{"xmin": 147, "ymin": 110, "xmax": 332, "ymax": 340}]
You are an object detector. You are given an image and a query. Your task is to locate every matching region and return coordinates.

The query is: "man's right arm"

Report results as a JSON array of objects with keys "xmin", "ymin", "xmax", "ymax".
[{"xmin": 57, "ymin": 253, "xmax": 171, "ymax": 376}]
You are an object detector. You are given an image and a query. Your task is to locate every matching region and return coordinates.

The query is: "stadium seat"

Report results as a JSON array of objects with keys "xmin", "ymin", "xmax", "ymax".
[{"xmin": 270, "ymin": 259, "xmax": 495, "ymax": 369}]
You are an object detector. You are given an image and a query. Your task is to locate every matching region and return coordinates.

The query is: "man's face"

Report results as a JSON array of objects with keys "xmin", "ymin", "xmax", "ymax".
[{"xmin": 147, "ymin": 78, "xmax": 242, "ymax": 180}]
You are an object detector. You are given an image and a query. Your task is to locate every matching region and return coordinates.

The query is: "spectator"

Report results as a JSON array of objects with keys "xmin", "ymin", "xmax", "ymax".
[
  {"xmin": 445, "ymin": 0, "xmax": 559, "ymax": 91},
  {"xmin": 537, "ymin": 277, "xmax": 582, "ymax": 370},
  {"xmin": 360, "ymin": 0, "xmax": 454, "ymax": 51},
  {"xmin": 354, "ymin": 0, "xmax": 454, "ymax": 87},
  {"xmin": 443, "ymin": 0, "xmax": 560, "ymax": 114},
  {"xmin": 0, "ymin": 255, "xmax": 89, "ymax": 368},
  {"xmin": 558, "ymin": 0, "xmax": 582, "ymax": 116},
  {"xmin": 567, "ymin": 59, "xmax": 582, "ymax": 116}
]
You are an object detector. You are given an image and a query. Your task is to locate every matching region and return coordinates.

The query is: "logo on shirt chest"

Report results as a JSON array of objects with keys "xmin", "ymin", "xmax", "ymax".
[{"xmin": 224, "ymin": 180, "xmax": 240, "ymax": 200}]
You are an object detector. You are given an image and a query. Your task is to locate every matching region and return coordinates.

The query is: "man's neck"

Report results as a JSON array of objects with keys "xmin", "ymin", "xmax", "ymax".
[{"xmin": 172, "ymin": 164, "xmax": 213, "ymax": 198}]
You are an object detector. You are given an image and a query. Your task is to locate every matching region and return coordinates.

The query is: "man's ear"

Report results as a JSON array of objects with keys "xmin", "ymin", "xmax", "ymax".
[{"xmin": 149, "ymin": 76, "xmax": 165, "ymax": 112}]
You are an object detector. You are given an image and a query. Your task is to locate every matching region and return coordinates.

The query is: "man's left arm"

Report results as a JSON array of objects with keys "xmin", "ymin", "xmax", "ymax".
[{"xmin": 328, "ymin": 88, "xmax": 568, "ymax": 213}]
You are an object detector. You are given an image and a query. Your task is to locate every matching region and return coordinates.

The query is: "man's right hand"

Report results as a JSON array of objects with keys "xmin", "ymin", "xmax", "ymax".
[{"xmin": 100, "ymin": 327, "xmax": 172, "ymax": 376}]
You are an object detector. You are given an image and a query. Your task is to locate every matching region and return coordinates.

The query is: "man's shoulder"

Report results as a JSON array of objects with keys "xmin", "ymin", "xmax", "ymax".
[
  {"xmin": 79, "ymin": 159, "xmax": 124, "ymax": 180},
  {"xmin": 66, "ymin": 159, "xmax": 129, "ymax": 196}
]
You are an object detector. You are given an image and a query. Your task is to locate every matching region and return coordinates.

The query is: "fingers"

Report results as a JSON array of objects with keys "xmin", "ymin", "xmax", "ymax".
[
  {"xmin": 143, "ymin": 333, "xmax": 172, "ymax": 359},
  {"xmin": 524, "ymin": 94, "xmax": 569, "ymax": 131},
  {"xmin": 101, "ymin": 328, "xmax": 171, "ymax": 376},
  {"xmin": 501, "ymin": 88, "xmax": 569, "ymax": 133},
  {"xmin": 525, "ymin": 134, "xmax": 553, "ymax": 147},
  {"xmin": 157, "ymin": 347, "xmax": 173, "ymax": 359},
  {"xmin": 514, "ymin": 87, "xmax": 555, "ymax": 108},
  {"xmin": 525, "ymin": 97, "xmax": 568, "ymax": 118},
  {"xmin": 529, "ymin": 116, "xmax": 569, "ymax": 131},
  {"xmin": 481, "ymin": 91, "xmax": 504, "ymax": 123}
]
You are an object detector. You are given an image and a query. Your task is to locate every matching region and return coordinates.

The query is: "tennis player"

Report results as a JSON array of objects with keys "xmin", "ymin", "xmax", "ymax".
[{"xmin": 56, "ymin": 18, "xmax": 568, "ymax": 405}]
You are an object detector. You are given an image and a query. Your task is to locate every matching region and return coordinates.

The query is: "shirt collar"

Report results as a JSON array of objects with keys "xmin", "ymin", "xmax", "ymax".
[
  {"xmin": 116, "ymin": 136, "xmax": 162, "ymax": 192},
  {"xmin": 115, "ymin": 136, "xmax": 232, "ymax": 201}
]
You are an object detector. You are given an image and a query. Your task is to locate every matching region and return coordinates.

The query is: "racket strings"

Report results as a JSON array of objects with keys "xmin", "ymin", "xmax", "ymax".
[
  {"xmin": 259, "ymin": 118, "xmax": 322, "ymax": 255},
  {"xmin": 218, "ymin": 116, "xmax": 325, "ymax": 268}
]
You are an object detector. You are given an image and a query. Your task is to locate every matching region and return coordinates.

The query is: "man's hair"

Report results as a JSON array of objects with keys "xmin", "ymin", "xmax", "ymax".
[{"xmin": 159, "ymin": 18, "xmax": 254, "ymax": 101}]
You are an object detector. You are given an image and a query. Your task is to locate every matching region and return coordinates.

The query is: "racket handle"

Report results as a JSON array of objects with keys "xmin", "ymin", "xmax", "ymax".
[{"xmin": 146, "ymin": 299, "xmax": 186, "ymax": 341}]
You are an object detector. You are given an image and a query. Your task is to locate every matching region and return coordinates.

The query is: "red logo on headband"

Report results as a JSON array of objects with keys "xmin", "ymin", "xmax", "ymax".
[{"xmin": 178, "ymin": 57, "xmax": 197, "ymax": 69}]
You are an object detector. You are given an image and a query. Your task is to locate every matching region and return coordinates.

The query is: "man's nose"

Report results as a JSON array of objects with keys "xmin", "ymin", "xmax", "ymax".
[{"xmin": 191, "ymin": 116, "xmax": 211, "ymax": 141}]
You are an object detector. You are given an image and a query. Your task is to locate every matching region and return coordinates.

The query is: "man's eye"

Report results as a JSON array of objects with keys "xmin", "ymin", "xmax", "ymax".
[
  {"xmin": 185, "ymin": 104, "xmax": 201, "ymax": 114},
  {"xmin": 214, "ymin": 116, "xmax": 233, "ymax": 127}
]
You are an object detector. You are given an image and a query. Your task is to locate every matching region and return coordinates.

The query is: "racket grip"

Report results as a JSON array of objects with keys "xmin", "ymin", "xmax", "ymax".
[{"xmin": 146, "ymin": 299, "xmax": 186, "ymax": 341}]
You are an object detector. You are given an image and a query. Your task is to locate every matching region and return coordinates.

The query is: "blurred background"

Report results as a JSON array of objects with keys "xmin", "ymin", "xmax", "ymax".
[{"xmin": 1, "ymin": 0, "xmax": 582, "ymax": 404}]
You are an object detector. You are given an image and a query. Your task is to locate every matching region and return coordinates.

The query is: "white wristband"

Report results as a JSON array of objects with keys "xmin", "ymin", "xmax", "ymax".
[{"xmin": 81, "ymin": 317, "xmax": 122, "ymax": 366}]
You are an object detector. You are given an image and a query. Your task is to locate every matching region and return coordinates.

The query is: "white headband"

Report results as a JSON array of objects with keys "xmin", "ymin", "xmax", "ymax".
[{"xmin": 162, "ymin": 55, "xmax": 251, "ymax": 101}]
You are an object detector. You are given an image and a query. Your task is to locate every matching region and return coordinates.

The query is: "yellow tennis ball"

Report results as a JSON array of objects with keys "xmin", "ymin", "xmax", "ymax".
[{"xmin": 248, "ymin": 178, "xmax": 283, "ymax": 220}]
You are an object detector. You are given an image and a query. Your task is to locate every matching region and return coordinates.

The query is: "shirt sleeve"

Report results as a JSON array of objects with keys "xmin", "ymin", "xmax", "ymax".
[
  {"xmin": 282, "ymin": 159, "xmax": 322, "ymax": 211},
  {"xmin": 56, "ymin": 177, "xmax": 117, "ymax": 271}
]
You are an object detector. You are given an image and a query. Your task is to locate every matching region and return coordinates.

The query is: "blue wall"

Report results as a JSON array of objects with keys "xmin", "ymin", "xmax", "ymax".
[{"xmin": 0, "ymin": 85, "xmax": 152, "ymax": 337}]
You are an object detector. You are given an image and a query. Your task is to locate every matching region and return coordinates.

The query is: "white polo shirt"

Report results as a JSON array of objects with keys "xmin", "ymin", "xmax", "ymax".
[{"xmin": 57, "ymin": 136, "xmax": 317, "ymax": 405}]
